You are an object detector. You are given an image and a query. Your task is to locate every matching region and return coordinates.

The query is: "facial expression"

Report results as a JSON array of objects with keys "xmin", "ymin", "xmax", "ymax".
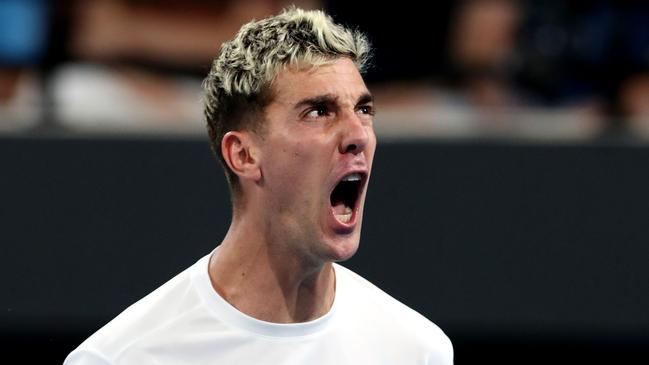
[{"xmin": 255, "ymin": 57, "xmax": 376, "ymax": 264}]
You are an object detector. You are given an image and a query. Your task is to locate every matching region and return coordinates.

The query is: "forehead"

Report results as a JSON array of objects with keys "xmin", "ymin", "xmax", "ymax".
[{"xmin": 269, "ymin": 58, "xmax": 369, "ymax": 105}]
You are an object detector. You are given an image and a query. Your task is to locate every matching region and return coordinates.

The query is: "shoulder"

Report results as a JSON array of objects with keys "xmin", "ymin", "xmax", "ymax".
[
  {"xmin": 334, "ymin": 264, "xmax": 454, "ymax": 363},
  {"xmin": 65, "ymin": 257, "xmax": 208, "ymax": 363},
  {"xmin": 64, "ymin": 348, "xmax": 113, "ymax": 365}
]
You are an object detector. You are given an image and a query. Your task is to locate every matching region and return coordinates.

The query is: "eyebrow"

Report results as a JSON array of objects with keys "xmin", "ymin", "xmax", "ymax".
[
  {"xmin": 294, "ymin": 94, "xmax": 339, "ymax": 111},
  {"xmin": 356, "ymin": 92, "xmax": 374, "ymax": 107},
  {"xmin": 293, "ymin": 92, "xmax": 374, "ymax": 111}
]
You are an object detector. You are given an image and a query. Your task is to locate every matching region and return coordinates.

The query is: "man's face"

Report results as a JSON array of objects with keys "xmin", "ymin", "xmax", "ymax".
[{"xmin": 256, "ymin": 57, "xmax": 376, "ymax": 263}]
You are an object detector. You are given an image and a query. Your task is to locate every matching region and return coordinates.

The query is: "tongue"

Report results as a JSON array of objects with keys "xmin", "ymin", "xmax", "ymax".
[
  {"xmin": 332, "ymin": 202, "xmax": 353, "ymax": 223},
  {"xmin": 332, "ymin": 201, "xmax": 349, "ymax": 215}
]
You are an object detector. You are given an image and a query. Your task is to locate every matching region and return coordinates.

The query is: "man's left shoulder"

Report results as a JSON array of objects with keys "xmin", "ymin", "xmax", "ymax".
[{"xmin": 335, "ymin": 264, "xmax": 453, "ymax": 360}]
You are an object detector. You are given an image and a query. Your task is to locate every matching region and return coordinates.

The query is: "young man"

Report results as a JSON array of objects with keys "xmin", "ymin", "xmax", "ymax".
[{"xmin": 64, "ymin": 7, "xmax": 453, "ymax": 364}]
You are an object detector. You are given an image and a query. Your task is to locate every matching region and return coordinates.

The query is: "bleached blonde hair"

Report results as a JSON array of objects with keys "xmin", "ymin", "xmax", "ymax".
[{"xmin": 203, "ymin": 7, "xmax": 371, "ymax": 195}]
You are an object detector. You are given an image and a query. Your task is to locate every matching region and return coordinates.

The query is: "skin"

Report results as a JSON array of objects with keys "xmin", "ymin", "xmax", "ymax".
[{"xmin": 209, "ymin": 57, "xmax": 377, "ymax": 323}]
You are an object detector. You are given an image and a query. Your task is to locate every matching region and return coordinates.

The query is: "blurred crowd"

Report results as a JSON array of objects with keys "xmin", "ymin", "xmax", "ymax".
[{"xmin": 2, "ymin": 0, "xmax": 649, "ymax": 140}]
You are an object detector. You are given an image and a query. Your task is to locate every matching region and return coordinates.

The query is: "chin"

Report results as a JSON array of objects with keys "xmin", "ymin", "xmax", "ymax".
[{"xmin": 323, "ymin": 233, "xmax": 361, "ymax": 262}]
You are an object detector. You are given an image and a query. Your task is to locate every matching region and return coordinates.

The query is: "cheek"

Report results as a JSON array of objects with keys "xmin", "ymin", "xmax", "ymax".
[
  {"xmin": 267, "ymin": 142, "xmax": 313, "ymax": 188},
  {"xmin": 263, "ymin": 134, "xmax": 333, "ymax": 187},
  {"xmin": 290, "ymin": 142, "xmax": 305, "ymax": 158},
  {"xmin": 366, "ymin": 135, "xmax": 378, "ymax": 165},
  {"xmin": 278, "ymin": 142, "xmax": 307, "ymax": 169},
  {"xmin": 287, "ymin": 139, "xmax": 327, "ymax": 166}
]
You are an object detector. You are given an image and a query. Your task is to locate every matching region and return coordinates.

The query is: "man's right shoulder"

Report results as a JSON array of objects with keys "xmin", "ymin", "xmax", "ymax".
[
  {"xmin": 64, "ymin": 348, "xmax": 113, "ymax": 365},
  {"xmin": 64, "ymin": 260, "xmax": 204, "ymax": 364}
]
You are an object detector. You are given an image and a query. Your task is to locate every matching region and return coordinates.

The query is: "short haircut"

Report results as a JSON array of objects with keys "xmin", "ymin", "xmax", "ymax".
[{"xmin": 203, "ymin": 7, "xmax": 371, "ymax": 197}]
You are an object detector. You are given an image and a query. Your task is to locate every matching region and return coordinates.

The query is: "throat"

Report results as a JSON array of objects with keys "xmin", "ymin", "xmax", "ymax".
[{"xmin": 211, "ymin": 243, "xmax": 336, "ymax": 323}]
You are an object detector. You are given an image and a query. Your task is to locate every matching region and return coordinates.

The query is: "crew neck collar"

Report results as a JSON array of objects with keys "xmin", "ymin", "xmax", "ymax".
[{"xmin": 190, "ymin": 251, "xmax": 342, "ymax": 338}]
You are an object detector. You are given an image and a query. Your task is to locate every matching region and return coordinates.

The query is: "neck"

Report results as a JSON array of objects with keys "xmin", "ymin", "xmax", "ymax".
[{"xmin": 208, "ymin": 212, "xmax": 336, "ymax": 323}]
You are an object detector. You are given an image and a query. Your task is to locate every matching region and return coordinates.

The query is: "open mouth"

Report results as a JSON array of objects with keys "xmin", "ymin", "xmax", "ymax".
[{"xmin": 330, "ymin": 173, "xmax": 365, "ymax": 224}]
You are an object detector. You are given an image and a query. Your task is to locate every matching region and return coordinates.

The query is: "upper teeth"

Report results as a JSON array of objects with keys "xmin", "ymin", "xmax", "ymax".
[{"xmin": 342, "ymin": 173, "xmax": 361, "ymax": 182}]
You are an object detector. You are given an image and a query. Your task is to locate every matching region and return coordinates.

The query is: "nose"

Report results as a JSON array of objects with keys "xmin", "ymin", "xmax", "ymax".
[{"xmin": 339, "ymin": 112, "xmax": 370, "ymax": 155}]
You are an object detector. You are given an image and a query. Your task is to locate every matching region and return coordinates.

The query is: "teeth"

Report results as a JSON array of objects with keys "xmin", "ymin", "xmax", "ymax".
[
  {"xmin": 337, "ymin": 213, "xmax": 352, "ymax": 223},
  {"xmin": 335, "ymin": 207, "xmax": 353, "ymax": 223},
  {"xmin": 342, "ymin": 173, "xmax": 361, "ymax": 182}
]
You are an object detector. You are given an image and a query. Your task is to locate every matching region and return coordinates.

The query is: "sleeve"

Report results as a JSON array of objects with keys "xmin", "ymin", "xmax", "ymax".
[{"xmin": 63, "ymin": 349, "xmax": 113, "ymax": 365}]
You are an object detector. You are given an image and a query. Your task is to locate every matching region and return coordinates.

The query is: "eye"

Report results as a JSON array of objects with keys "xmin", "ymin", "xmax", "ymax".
[
  {"xmin": 304, "ymin": 105, "xmax": 331, "ymax": 119},
  {"xmin": 356, "ymin": 104, "xmax": 375, "ymax": 116}
]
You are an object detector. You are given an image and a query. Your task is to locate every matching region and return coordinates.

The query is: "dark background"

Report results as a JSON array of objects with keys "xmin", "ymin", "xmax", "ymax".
[{"xmin": 2, "ymin": 136, "xmax": 648, "ymax": 363}]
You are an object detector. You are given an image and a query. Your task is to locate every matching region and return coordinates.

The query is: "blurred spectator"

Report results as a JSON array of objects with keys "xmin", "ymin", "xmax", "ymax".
[
  {"xmin": 4, "ymin": 0, "xmax": 649, "ymax": 140},
  {"xmin": 618, "ymin": 73, "xmax": 649, "ymax": 137},
  {"xmin": 514, "ymin": 1, "xmax": 649, "ymax": 136},
  {"xmin": 50, "ymin": 0, "xmax": 319, "ymax": 133},
  {"xmin": 69, "ymin": 0, "xmax": 290, "ymax": 70},
  {"xmin": 364, "ymin": 0, "xmax": 649, "ymax": 139},
  {"xmin": 366, "ymin": 0, "xmax": 604, "ymax": 139},
  {"xmin": 446, "ymin": 0, "xmax": 522, "ymax": 108},
  {"xmin": 0, "ymin": 0, "xmax": 48, "ymax": 65},
  {"xmin": 0, "ymin": 0, "xmax": 49, "ymax": 131}
]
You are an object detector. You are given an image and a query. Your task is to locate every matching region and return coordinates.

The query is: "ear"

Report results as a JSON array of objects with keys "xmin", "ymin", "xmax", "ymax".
[{"xmin": 221, "ymin": 131, "xmax": 262, "ymax": 182}]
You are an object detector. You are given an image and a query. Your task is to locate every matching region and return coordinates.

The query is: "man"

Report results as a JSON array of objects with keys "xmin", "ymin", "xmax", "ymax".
[{"xmin": 64, "ymin": 7, "xmax": 453, "ymax": 364}]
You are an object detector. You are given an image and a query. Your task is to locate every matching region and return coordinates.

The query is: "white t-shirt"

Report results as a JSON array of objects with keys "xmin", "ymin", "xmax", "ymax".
[{"xmin": 64, "ymin": 253, "xmax": 453, "ymax": 365}]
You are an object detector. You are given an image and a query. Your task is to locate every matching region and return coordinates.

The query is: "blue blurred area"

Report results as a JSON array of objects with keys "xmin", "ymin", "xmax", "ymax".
[{"xmin": 0, "ymin": 0, "xmax": 49, "ymax": 65}]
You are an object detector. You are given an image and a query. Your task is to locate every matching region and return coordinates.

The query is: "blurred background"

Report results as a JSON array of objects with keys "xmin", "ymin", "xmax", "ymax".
[
  {"xmin": 3, "ymin": 0, "xmax": 649, "ymax": 139},
  {"xmin": 1, "ymin": 0, "xmax": 648, "ymax": 363}
]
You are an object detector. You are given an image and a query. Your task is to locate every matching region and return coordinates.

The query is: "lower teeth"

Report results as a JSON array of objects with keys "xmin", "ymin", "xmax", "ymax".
[
  {"xmin": 337, "ymin": 213, "xmax": 352, "ymax": 223},
  {"xmin": 336, "ymin": 207, "xmax": 353, "ymax": 223}
]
